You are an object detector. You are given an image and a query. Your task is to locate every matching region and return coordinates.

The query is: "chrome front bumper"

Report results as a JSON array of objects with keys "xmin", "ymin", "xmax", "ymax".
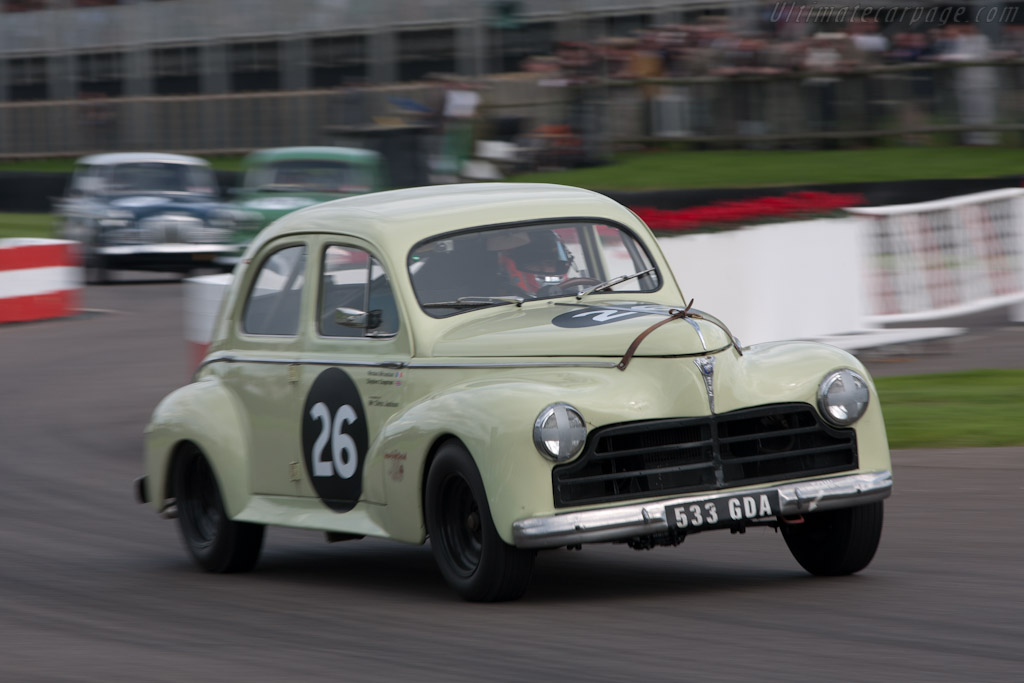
[{"xmin": 512, "ymin": 470, "xmax": 893, "ymax": 549}]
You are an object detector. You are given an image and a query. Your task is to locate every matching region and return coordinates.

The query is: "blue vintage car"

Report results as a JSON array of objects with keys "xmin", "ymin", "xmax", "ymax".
[{"xmin": 55, "ymin": 153, "xmax": 260, "ymax": 283}]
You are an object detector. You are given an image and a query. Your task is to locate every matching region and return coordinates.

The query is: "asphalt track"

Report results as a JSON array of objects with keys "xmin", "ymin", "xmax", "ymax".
[{"xmin": 1, "ymin": 279, "xmax": 1022, "ymax": 683}]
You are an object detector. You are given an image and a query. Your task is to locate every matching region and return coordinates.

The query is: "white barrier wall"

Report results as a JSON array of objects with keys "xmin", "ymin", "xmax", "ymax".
[
  {"xmin": 658, "ymin": 217, "xmax": 872, "ymax": 346},
  {"xmin": 183, "ymin": 273, "xmax": 233, "ymax": 371}
]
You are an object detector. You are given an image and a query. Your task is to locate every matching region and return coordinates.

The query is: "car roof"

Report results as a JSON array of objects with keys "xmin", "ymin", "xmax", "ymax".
[
  {"xmin": 243, "ymin": 146, "xmax": 381, "ymax": 164},
  {"xmin": 255, "ymin": 183, "xmax": 642, "ymax": 258},
  {"xmin": 75, "ymin": 152, "xmax": 210, "ymax": 166}
]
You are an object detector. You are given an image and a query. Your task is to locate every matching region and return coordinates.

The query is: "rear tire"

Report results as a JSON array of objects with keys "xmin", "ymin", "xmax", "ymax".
[
  {"xmin": 173, "ymin": 445, "xmax": 265, "ymax": 573},
  {"xmin": 782, "ymin": 501, "xmax": 884, "ymax": 576},
  {"xmin": 425, "ymin": 441, "xmax": 535, "ymax": 602}
]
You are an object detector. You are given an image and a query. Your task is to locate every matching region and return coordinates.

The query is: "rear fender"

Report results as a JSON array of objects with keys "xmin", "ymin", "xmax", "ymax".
[{"xmin": 143, "ymin": 378, "xmax": 251, "ymax": 518}]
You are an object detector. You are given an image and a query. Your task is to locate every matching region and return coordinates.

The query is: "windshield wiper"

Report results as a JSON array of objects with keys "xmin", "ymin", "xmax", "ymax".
[
  {"xmin": 422, "ymin": 296, "xmax": 526, "ymax": 309},
  {"xmin": 576, "ymin": 267, "xmax": 657, "ymax": 300}
]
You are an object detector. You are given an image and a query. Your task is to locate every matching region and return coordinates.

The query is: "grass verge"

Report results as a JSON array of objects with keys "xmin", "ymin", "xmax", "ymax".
[
  {"xmin": 875, "ymin": 369, "xmax": 1024, "ymax": 449},
  {"xmin": 4, "ymin": 146, "xmax": 1024, "ymax": 189},
  {"xmin": 509, "ymin": 146, "xmax": 1024, "ymax": 190},
  {"xmin": 0, "ymin": 213, "xmax": 54, "ymax": 240}
]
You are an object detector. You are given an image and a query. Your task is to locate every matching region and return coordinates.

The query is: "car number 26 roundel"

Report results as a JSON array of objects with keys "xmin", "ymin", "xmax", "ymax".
[{"xmin": 301, "ymin": 367, "xmax": 368, "ymax": 512}]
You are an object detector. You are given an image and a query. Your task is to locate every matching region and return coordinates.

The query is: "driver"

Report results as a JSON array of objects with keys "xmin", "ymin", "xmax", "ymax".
[{"xmin": 499, "ymin": 230, "xmax": 573, "ymax": 295}]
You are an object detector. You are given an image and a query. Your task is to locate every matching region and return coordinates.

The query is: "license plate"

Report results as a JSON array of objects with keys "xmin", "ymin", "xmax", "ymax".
[
  {"xmin": 667, "ymin": 491, "xmax": 780, "ymax": 531},
  {"xmin": 192, "ymin": 253, "xmax": 216, "ymax": 261}
]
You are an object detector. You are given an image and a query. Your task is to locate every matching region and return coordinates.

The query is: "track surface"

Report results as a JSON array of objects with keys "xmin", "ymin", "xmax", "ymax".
[{"xmin": 2, "ymin": 279, "xmax": 1022, "ymax": 682}]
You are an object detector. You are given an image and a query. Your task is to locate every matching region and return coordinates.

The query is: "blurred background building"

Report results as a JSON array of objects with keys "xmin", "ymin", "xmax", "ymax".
[{"xmin": 3, "ymin": 0, "xmax": 1024, "ymax": 170}]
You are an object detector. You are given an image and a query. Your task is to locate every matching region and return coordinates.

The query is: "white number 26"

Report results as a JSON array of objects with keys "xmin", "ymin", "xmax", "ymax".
[{"xmin": 309, "ymin": 402, "xmax": 359, "ymax": 479}]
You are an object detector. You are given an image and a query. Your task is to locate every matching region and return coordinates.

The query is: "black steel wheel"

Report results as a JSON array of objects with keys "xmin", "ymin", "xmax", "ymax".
[
  {"xmin": 173, "ymin": 445, "xmax": 264, "ymax": 573},
  {"xmin": 425, "ymin": 441, "xmax": 535, "ymax": 602},
  {"xmin": 782, "ymin": 501, "xmax": 884, "ymax": 576}
]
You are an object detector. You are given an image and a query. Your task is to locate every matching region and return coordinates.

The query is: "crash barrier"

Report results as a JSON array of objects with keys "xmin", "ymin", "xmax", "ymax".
[
  {"xmin": 660, "ymin": 188, "xmax": 1024, "ymax": 348},
  {"xmin": 6, "ymin": 60, "xmax": 1024, "ymax": 159},
  {"xmin": 0, "ymin": 238, "xmax": 81, "ymax": 324},
  {"xmin": 658, "ymin": 217, "xmax": 884, "ymax": 348},
  {"xmin": 184, "ymin": 273, "xmax": 233, "ymax": 372},
  {"xmin": 848, "ymin": 188, "xmax": 1024, "ymax": 325}
]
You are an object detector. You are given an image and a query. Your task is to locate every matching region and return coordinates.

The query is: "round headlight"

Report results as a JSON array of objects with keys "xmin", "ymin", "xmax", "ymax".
[
  {"xmin": 533, "ymin": 403, "xmax": 587, "ymax": 462},
  {"xmin": 817, "ymin": 369, "xmax": 870, "ymax": 426}
]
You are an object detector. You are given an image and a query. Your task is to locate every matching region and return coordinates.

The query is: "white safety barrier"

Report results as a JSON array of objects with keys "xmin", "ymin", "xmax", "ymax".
[
  {"xmin": 659, "ymin": 217, "xmax": 873, "ymax": 346},
  {"xmin": 183, "ymin": 273, "xmax": 232, "ymax": 371},
  {"xmin": 848, "ymin": 188, "xmax": 1024, "ymax": 325},
  {"xmin": 0, "ymin": 238, "xmax": 82, "ymax": 324}
]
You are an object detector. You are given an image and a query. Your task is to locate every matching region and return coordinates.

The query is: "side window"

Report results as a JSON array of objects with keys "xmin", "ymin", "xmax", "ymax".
[
  {"xmin": 242, "ymin": 244, "xmax": 307, "ymax": 336},
  {"xmin": 320, "ymin": 245, "xmax": 399, "ymax": 338},
  {"xmin": 70, "ymin": 165, "xmax": 101, "ymax": 195}
]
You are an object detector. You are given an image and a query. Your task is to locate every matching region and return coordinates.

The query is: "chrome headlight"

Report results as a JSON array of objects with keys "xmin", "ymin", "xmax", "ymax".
[
  {"xmin": 533, "ymin": 403, "xmax": 587, "ymax": 462},
  {"xmin": 817, "ymin": 369, "xmax": 870, "ymax": 427}
]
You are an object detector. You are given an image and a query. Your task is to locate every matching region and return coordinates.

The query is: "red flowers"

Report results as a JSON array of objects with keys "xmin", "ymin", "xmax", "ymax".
[{"xmin": 632, "ymin": 191, "xmax": 866, "ymax": 233}]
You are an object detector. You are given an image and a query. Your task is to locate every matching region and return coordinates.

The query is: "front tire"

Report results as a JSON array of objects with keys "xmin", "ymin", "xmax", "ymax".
[
  {"xmin": 782, "ymin": 501, "xmax": 884, "ymax": 576},
  {"xmin": 173, "ymin": 445, "xmax": 265, "ymax": 573},
  {"xmin": 425, "ymin": 441, "xmax": 535, "ymax": 602},
  {"xmin": 84, "ymin": 251, "xmax": 111, "ymax": 285}
]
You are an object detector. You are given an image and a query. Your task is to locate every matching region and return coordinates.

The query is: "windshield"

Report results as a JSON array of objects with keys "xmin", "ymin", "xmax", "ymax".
[
  {"xmin": 96, "ymin": 162, "xmax": 217, "ymax": 195},
  {"xmin": 245, "ymin": 160, "xmax": 373, "ymax": 194},
  {"xmin": 410, "ymin": 221, "xmax": 661, "ymax": 317}
]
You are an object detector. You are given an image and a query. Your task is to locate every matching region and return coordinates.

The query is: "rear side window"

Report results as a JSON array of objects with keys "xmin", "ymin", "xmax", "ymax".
[{"xmin": 242, "ymin": 244, "xmax": 307, "ymax": 336}]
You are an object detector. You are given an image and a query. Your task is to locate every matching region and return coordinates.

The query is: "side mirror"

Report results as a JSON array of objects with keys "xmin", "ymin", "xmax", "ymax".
[{"xmin": 334, "ymin": 307, "xmax": 382, "ymax": 330}]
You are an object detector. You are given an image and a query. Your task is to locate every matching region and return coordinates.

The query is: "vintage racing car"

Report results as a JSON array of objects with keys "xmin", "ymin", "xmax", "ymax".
[
  {"xmin": 55, "ymin": 152, "xmax": 258, "ymax": 282},
  {"xmin": 138, "ymin": 183, "xmax": 892, "ymax": 601},
  {"xmin": 230, "ymin": 146, "xmax": 386, "ymax": 230}
]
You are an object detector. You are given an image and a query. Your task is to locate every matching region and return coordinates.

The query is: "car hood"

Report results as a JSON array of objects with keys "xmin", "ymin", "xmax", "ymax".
[
  {"xmin": 235, "ymin": 192, "xmax": 363, "ymax": 224},
  {"xmin": 106, "ymin": 194, "xmax": 229, "ymax": 217},
  {"xmin": 429, "ymin": 300, "xmax": 736, "ymax": 359}
]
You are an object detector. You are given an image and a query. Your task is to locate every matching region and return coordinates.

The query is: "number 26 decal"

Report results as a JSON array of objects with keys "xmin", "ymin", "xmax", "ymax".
[
  {"xmin": 308, "ymin": 402, "xmax": 359, "ymax": 479},
  {"xmin": 301, "ymin": 367, "xmax": 368, "ymax": 512}
]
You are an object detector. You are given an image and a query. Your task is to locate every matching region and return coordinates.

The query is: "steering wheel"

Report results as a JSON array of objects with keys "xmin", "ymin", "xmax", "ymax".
[
  {"xmin": 535, "ymin": 277, "xmax": 602, "ymax": 297},
  {"xmin": 558, "ymin": 277, "xmax": 602, "ymax": 293}
]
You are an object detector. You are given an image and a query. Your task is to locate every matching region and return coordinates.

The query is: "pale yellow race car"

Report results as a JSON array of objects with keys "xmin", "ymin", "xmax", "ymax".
[{"xmin": 137, "ymin": 183, "xmax": 892, "ymax": 602}]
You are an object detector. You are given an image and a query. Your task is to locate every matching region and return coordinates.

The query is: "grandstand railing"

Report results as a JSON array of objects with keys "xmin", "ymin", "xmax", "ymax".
[{"xmin": 2, "ymin": 60, "xmax": 1024, "ymax": 159}]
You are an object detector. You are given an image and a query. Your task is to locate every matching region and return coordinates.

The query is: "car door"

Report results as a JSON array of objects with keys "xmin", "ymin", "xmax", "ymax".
[
  {"xmin": 223, "ymin": 238, "xmax": 314, "ymax": 499},
  {"xmin": 293, "ymin": 237, "xmax": 411, "ymax": 511}
]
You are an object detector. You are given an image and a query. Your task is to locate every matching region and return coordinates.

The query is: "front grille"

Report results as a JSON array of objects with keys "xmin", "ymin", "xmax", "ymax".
[
  {"xmin": 552, "ymin": 403, "xmax": 857, "ymax": 508},
  {"xmin": 140, "ymin": 215, "xmax": 231, "ymax": 244}
]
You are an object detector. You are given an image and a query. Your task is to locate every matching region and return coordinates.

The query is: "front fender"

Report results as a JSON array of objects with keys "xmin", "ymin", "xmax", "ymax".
[
  {"xmin": 143, "ymin": 377, "xmax": 252, "ymax": 518},
  {"xmin": 374, "ymin": 369, "xmax": 655, "ymax": 545},
  {"xmin": 714, "ymin": 341, "xmax": 891, "ymax": 473}
]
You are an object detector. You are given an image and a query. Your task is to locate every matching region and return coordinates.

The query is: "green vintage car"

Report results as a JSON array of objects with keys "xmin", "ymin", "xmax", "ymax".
[
  {"xmin": 230, "ymin": 146, "xmax": 386, "ymax": 245},
  {"xmin": 138, "ymin": 183, "xmax": 892, "ymax": 602}
]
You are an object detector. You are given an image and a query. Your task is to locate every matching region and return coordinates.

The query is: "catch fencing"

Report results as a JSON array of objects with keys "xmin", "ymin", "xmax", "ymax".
[
  {"xmin": 3, "ymin": 60, "xmax": 1024, "ymax": 160},
  {"xmin": 848, "ymin": 188, "xmax": 1024, "ymax": 325}
]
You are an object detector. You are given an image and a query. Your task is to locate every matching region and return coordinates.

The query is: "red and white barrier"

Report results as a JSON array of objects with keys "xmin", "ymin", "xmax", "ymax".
[{"xmin": 0, "ymin": 238, "xmax": 82, "ymax": 324}]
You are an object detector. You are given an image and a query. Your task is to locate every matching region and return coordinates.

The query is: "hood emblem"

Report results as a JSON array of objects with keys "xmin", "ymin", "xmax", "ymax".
[{"xmin": 693, "ymin": 356, "xmax": 716, "ymax": 413}]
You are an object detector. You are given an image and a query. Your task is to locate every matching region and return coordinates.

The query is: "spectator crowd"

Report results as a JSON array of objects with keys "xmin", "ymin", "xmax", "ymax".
[{"xmin": 514, "ymin": 10, "xmax": 1024, "ymax": 153}]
